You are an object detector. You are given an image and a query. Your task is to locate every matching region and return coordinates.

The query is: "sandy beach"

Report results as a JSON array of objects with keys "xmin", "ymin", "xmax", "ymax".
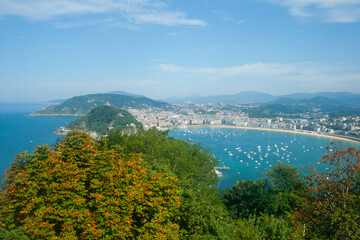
[{"xmin": 185, "ymin": 125, "xmax": 360, "ymax": 144}]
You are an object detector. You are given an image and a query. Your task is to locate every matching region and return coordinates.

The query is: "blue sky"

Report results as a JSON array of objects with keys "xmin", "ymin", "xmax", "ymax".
[{"xmin": 1, "ymin": 0, "xmax": 360, "ymax": 102}]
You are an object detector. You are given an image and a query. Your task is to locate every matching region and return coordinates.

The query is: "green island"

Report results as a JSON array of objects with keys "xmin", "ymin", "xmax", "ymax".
[
  {"xmin": 1, "ymin": 127, "xmax": 359, "ymax": 239},
  {"xmin": 64, "ymin": 105, "xmax": 143, "ymax": 135}
]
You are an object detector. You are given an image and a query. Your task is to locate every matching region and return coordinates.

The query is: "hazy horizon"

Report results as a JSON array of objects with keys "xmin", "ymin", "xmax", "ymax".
[
  {"xmin": 1, "ymin": 90, "xmax": 360, "ymax": 104},
  {"xmin": 1, "ymin": 0, "xmax": 359, "ymax": 102}
]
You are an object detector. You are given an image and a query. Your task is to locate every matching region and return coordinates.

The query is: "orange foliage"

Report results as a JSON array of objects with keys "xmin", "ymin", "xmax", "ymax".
[{"xmin": 0, "ymin": 131, "xmax": 180, "ymax": 239}]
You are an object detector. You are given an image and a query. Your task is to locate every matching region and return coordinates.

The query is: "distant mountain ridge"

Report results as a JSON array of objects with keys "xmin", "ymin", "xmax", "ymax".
[
  {"xmin": 163, "ymin": 91, "xmax": 360, "ymax": 106},
  {"xmin": 243, "ymin": 95, "xmax": 360, "ymax": 118},
  {"xmin": 32, "ymin": 91, "xmax": 360, "ymax": 116},
  {"xmin": 32, "ymin": 93, "xmax": 170, "ymax": 116}
]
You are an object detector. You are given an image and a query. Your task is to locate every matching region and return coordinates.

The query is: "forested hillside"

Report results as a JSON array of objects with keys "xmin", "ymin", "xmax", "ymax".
[
  {"xmin": 244, "ymin": 96, "xmax": 360, "ymax": 118},
  {"xmin": 65, "ymin": 105, "xmax": 142, "ymax": 135}
]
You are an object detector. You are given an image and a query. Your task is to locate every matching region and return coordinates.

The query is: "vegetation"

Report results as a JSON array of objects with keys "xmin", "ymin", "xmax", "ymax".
[
  {"xmin": 194, "ymin": 109, "xmax": 219, "ymax": 115},
  {"xmin": 66, "ymin": 105, "xmax": 142, "ymax": 135},
  {"xmin": 106, "ymin": 128, "xmax": 235, "ymax": 239},
  {"xmin": 220, "ymin": 163, "xmax": 307, "ymax": 239},
  {"xmin": 32, "ymin": 93, "xmax": 171, "ymax": 115},
  {"xmin": 221, "ymin": 148, "xmax": 360, "ymax": 239},
  {"xmin": 234, "ymin": 214, "xmax": 303, "ymax": 240},
  {"xmin": 296, "ymin": 143, "xmax": 360, "ymax": 239},
  {"xmin": 0, "ymin": 131, "xmax": 180, "ymax": 239},
  {"xmin": 244, "ymin": 97, "xmax": 360, "ymax": 117},
  {"xmin": 1, "ymin": 127, "xmax": 359, "ymax": 239},
  {"xmin": 221, "ymin": 163, "xmax": 307, "ymax": 219}
]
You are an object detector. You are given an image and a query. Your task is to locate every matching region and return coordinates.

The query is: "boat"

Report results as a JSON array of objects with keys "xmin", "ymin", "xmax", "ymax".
[{"xmin": 215, "ymin": 169, "xmax": 223, "ymax": 177}]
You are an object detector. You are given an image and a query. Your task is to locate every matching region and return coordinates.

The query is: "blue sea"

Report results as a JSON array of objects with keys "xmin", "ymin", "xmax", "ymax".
[
  {"xmin": 169, "ymin": 127, "xmax": 360, "ymax": 189},
  {"xmin": 1, "ymin": 103, "xmax": 359, "ymax": 190},
  {"xmin": 0, "ymin": 103, "xmax": 79, "ymax": 180}
]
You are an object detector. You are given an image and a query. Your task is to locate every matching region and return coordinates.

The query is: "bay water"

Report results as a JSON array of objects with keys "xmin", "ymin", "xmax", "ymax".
[
  {"xmin": 169, "ymin": 127, "xmax": 360, "ymax": 189},
  {"xmin": 0, "ymin": 103, "xmax": 79, "ymax": 180}
]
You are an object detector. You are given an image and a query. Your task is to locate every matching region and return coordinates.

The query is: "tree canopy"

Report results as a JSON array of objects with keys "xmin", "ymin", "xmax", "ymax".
[
  {"xmin": 221, "ymin": 162, "xmax": 307, "ymax": 220},
  {"xmin": 0, "ymin": 131, "xmax": 180, "ymax": 239},
  {"xmin": 107, "ymin": 128, "xmax": 235, "ymax": 239},
  {"xmin": 297, "ymin": 143, "xmax": 360, "ymax": 239}
]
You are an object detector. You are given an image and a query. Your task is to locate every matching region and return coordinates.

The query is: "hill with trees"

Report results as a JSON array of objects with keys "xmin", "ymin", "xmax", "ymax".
[
  {"xmin": 32, "ymin": 93, "xmax": 171, "ymax": 116},
  {"xmin": 65, "ymin": 105, "xmax": 142, "ymax": 135},
  {"xmin": 244, "ymin": 96, "xmax": 360, "ymax": 118}
]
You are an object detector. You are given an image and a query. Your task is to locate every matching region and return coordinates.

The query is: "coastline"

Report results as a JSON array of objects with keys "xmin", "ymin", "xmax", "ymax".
[
  {"xmin": 29, "ymin": 113, "xmax": 85, "ymax": 117},
  {"xmin": 184, "ymin": 124, "xmax": 360, "ymax": 144}
]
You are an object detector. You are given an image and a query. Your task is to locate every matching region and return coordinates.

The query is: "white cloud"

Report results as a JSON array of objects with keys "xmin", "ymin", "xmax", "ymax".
[
  {"xmin": 265, "ymin": 0, "xmax": 360, "ymax": 22},
  {"xmin": 212, "ymin": 9, "xmax": 245, "ymax": 25},
  {"xmin": 159, "ymin": 64, "xmax": 183, "ymax": 72},
  {"xmin": 131, "ymin": 11, "xmax": 206, "ymax": 26},
  {"xmin": 0, "ymin": 0, "xmax": 206, "ymax": 27},
  {"xmin": 159, "ymin": 62, "xmax": 306, "ymax": 80},
  {"xmin": 167, "ymin": 32, "xmax": 182, "ymax": 37},
  {"xmin": 190, "ymin": 62, "xmax": 296, "ymax": 80}
]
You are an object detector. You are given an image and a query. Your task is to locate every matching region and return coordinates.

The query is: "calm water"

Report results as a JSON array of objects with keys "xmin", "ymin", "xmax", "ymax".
[
  {"xmin": 0, "ymin": 103, "xmax": 79, "ymax": 180},
  {"xmin": 1, "ymin": 103, "xmax": 359, "ymax": 189},
  {"xmin": 169, "ymin": 127, "xmax": 360, "ymax": 189}
]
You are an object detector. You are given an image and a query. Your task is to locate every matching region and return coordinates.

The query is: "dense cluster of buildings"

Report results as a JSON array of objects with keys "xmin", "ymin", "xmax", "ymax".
[{"xmin": 128, "ymin": 104, "xmax": 360, "ymax": 140}]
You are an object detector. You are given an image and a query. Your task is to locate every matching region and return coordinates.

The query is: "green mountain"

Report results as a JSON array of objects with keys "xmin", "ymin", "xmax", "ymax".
[
  {"xmin": 163, "ymin": 91, "xmax": 360, "ymax": 106},
  {"xmin": 65, "ymin": 105, "xmax": 142, "ymax": 134},
  {"xmin": 32, "ymin": 93, "xmax": 171, "ymax": 115},
  {"xmin": 245, "ymin": 96, "xmax": 360, "ymax": 118}
]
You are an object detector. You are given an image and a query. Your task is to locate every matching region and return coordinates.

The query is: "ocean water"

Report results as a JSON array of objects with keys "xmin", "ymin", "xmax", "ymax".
[
  {"xmin": 169, "ymin": 127, "xmax": 360, "ymax": 189},
  {"xmin": 0, "ymin": 103, "xmax": 79, "ymax": 180}
]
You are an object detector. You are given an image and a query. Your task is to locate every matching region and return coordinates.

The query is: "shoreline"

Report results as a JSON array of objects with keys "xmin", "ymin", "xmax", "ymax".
[
  {"xmin": 29, "ymin": 113, "xmax": 85, "ymax": 117},
  {"xmin": 183, "ymin": 124, "xmax": 360, "ymax": 144}
]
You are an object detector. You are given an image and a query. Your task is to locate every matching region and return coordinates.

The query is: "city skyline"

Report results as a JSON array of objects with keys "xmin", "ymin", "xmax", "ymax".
[{"xmin": 1, "ymin": 0, "xmax": 360, "ymax": 102}]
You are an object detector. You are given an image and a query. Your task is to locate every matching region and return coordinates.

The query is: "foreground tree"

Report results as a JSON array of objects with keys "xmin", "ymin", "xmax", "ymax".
[
  {"xmin": 298, "ymin": 143, "xmax": 360, "ymax": 239},
  {"xmin": 222, "ymin": 163, "xmax": 307, "ymax": 219},
  {"xmin": 221, "ymin": 163, "xmax": 306, "ymax": 239},
  {"xmin": 0, "ymin": 131, "xmax": 180, "ymax": 239},
  {"xmin": 234, "ymin": 214, "xmax": 303, "ymax": 240},
  {"xmin": 107, "ymin": 128, "xmax": 235, "ymax": 239}
]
